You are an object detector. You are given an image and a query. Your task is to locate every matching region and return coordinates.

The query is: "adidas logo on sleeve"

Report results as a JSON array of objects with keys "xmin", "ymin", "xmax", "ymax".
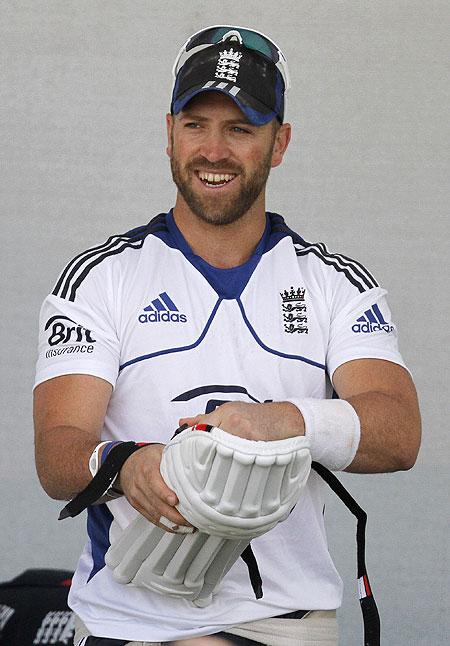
[
  {"xmin": 352, "ymin": 303, "xmax": 394, "ymax": 334},
  {"xmin": 138, "ymin": 292, "xmax": 187, "ymax": 324}
]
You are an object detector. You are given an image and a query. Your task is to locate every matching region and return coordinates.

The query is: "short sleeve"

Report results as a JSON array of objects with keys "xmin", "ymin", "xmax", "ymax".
[
  {"xmin": 34, "ymin": 261, "xmax": 120, "ymax": 389},
  {"xmin": 326, "ymin": 285, "xmax": 408, "ymax": 379}
]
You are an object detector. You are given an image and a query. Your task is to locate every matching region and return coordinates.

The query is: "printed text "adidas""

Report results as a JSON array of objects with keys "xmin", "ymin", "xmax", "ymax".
[
  {"xmin": 352, "ymin": 303, "xmax": 393, "ymax": 334},
  {"xmin": 139, "ymin": 291, "xmax": 187, "ymax": 324},
  {"xmin": 352, "ymin": 321, "xmax": 394, "ymax": 334},
  {"xmin": 139, "ymin": 311, "xmax": 187, "ymax": 324}
]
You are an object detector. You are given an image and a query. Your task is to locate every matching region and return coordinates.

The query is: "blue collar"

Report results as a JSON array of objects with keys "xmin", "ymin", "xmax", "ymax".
[{"xmin": 165, "ymin": 210, "xmax": 271, "ymax": 299}]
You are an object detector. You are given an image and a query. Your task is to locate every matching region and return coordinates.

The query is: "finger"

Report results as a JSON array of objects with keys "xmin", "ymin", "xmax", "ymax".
[
  {"xmin": 179, "ymin": 410, "xmax": 223, "ymax": 428},
  {"xmin": 159, "ymin": 515, "xmax": 195, "ymax": 534},
  {"xmin": 130, "ymin": 484, "xmax": 195, "ymax": 531},
  {"xmin": 178, "ymin": 415, "xmax": 203, "ymax": 427},
  {"xmin": 157, "ymin": 499, "xmax": 194, "ymax": 529},
  {"xmin": 150, "ymin": 507, "xmax": 196, "ymax": 534},
  {"xmin": 151, "ymin": 474, "xmax": 179, "ymax": 507},
  {"xmin": 130, "ymin": 501, "xmax": 193, "ymax": 533}
]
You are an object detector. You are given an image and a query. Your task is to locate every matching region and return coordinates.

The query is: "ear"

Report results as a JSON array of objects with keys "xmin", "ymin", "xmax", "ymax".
[
  {"xmin": 166, "ymin": 113, "xmax": 174, "ymax": 158},
  {"xmin": 271, "ymin": 122, "xmax": 292, "ymax": 168}
]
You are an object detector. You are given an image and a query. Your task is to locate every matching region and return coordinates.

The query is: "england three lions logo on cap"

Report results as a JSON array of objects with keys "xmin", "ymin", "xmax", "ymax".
[
  {"xmin": 215, "ymin": 48, "xmax": 243, "ymax": 82},
  {"xmin": 171, "ymin": 26, "xmax": 288, "ymax": 126}
]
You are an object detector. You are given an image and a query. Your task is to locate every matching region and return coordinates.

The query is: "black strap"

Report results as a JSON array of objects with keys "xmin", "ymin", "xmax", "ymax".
[
  {"xmin": 59, "ymin": 427, "xmax": 380, "ymax": 646},
  {"xmin": 312, "ymin": 462, "xmax": 380, "ymax": 646},
  {"xmin": 174, "ymin": 423, "xmax": 380, "ymax": 646},
  {"xmin": 59, "ymin": 442, "xmax": 149, "ymax": 520},
  {"xmin": 240, "ymin": 544, "xmax": 263, "ymax": 599}
]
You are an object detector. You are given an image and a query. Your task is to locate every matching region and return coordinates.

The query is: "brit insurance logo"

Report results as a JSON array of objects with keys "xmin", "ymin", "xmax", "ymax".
[
  {"xmin": 138, "ymin": 291, "xmax": 187, "ymax": 324},
  {"xmin": 44, "ymin": 315, "xmax": 96, "ymax": 358},
  {"xmin": 280, "ymin": 286, "xmax": 308, "ymax": 334},
  {"xmin": 352, "ymin": 303, "xmax": 394, "ymax": 334}
]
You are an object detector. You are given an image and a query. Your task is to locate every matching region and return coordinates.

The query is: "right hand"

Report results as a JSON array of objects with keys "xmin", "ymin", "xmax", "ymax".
[{"xmin": 118, "ymin": 444, "xmax": 194, "ymax": 534}]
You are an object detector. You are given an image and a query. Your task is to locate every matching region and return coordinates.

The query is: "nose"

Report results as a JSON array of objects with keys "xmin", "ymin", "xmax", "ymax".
[{"xmin": 198, "ymin": 130, "xmax": 231, "ymax": 164}]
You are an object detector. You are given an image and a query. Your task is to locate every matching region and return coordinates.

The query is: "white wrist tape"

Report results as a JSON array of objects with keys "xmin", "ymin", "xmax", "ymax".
[{"xmin": 286, "ymin": 398, "xmax": 360, "ymax": 471}]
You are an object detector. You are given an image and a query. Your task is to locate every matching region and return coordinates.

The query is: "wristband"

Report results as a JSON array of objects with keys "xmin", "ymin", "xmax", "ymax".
[
  {"xmin": 88, "ymin": 441, "xmax": 112, "ymax": 477},
  {"xmin": 98, "ymin": 441, "xmax": 123, "ymax": 498},
  {"xmin": 286, "ymin": 398, "xmax": 360, "ymax": 471},
  {"xmin": 59, "ymin": 441, "xmax": 151, "ymax": 520}
]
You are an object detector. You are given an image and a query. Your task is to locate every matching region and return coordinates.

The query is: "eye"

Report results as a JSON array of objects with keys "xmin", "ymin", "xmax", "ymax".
[
  {"xmin": 184, "ymin": 122, "xmax": 200, "ymax": 129},
  {"xmin": 232, "ymin": 126, "xmax": 251, "ymax": 134}
]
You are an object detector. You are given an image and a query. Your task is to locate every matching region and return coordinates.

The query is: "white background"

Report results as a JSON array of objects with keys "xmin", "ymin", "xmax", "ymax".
[{"xmin": 1, "ymin": 1, "xmax": 448, "ymax": 644}]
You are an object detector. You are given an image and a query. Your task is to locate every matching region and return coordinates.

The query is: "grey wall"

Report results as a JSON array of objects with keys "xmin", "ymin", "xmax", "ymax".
[{"xmin": 1, "ymin": 1, "xmax": 448, "ymax": 644}]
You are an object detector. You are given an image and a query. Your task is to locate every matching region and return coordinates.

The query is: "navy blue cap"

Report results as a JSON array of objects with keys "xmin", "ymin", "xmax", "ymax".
[{"xmin": 171, "ymin": 39, "xmax": 285, "ymax": 125}]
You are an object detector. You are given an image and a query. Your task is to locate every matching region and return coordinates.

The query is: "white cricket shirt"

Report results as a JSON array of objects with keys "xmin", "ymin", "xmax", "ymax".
[{"xmin": 35, "ymin": 211, "xmax": 406, "ymax": 642}]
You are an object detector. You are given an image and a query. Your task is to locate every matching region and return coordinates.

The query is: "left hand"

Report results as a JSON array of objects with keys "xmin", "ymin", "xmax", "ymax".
[{"xmin": 179, "ymin": 401, "xmax": 305, "ymax": 442}]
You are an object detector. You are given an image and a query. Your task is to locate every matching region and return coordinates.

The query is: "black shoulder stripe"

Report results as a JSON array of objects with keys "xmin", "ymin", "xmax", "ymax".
[
  {"xmin": 55, "ymin": 235, "xmax": 141, "ymax": 299},
  {"xmin": 325, "ymin": 249, "xmax": 378, "ymax": 287},
  {"xmin": 295, "ymin": 241, "xmax": 378, "ymax": 292},
  {"xmin": 53, "ymin": 236, "xmax": 135, "ymax": 300},
  {"xmin": 267, "ymin": 212, "xmax": 377, "ymax": 292},
  {"xmin": 311, "ymin": 243, "xmax": 376, "ymax": 290},
  {"xmin": 295, "ymin": 247, "xmax": 365, "ymax": 292},
  {"xmin": 52, "ymin": 221, "xmax": 165, "ymax": 301},
  {"xmin": 52, "ymin": 234, "xmax": 124, "ymax": 297},
  {"xmin": 66, "ymin": 238, "xmax": 146, "ymax": 302},
  {"xmin": 52, "ymin": 214, "xmax": 169, "ymax": 301}
]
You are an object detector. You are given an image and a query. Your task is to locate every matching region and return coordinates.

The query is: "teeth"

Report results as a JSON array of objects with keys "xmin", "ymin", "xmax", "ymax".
[{"xmin": 198, "ymin": 172, "xmax": 236, "ymax": 184}]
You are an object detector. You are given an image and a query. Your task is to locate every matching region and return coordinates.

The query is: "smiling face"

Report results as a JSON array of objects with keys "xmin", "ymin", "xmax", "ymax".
[{"xmin": 167, "ymin": 92, "xmax": 290, "ymax": 227}]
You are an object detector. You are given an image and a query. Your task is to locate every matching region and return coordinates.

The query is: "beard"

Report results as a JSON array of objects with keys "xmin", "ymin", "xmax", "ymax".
[{"xmin": 170, "ymin": 141, "xmax": 275, "ymax": 226}]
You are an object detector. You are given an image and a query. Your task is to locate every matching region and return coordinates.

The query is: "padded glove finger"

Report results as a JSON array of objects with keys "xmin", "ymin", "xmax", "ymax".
[
  {"xmin": 106, "ymin": 425, "xmax": 312, "ymax": 606},
  {"xmin": 161, "ymin": 426, "xmax": 311, "ymax": 538},
  {"xmin": 105, "ymin": 514, "xmax": 165, "ymax": 584}
]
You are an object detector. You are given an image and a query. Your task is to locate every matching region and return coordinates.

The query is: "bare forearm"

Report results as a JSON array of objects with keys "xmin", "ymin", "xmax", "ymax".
[
  {"xmin": 35, "ymin": 425, "xmax": 98, "ymax": 500},
  {"xmin": 345, "ymin": 391, "xmax": 421, "ymax": 473},
  {"xmin": 34, "ymin": 375, "xmax": 114, "ymax": 500}
]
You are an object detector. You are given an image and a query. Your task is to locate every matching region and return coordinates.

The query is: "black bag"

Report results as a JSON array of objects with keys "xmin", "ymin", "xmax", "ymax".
[{"xmin": 0, "ymin": 569, "xmax": 74, "ymax": 645}]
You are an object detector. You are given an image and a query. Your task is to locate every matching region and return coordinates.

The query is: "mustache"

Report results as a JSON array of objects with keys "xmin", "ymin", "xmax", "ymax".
[{"xmin": 186, "ymin": 157, "xmax": 243, "ymax": 174}]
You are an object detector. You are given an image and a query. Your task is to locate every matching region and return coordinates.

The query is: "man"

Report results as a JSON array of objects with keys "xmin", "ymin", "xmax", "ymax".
[{"xmin": 34, "ymin": 25, "xmax": 421, "ymax": 646}]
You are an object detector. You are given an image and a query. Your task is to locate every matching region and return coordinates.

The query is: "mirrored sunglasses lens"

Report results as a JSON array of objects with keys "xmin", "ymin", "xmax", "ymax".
[
  {"xmin": 238, "ymin": 29, "xmax": 279, "ymax": 61},
  {"xmin": 187, "ymin": 26, "xmax": 280, "ymax": 64}
]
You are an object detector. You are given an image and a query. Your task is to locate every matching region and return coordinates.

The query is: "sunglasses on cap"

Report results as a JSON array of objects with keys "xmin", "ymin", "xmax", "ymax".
[
  {"xmin": 172, "ymin": 25, "xmax": 291, "ymax": 94},
  {"xmin": 171, "ymin": 25, "xmax": 290, "ymax": 125}
]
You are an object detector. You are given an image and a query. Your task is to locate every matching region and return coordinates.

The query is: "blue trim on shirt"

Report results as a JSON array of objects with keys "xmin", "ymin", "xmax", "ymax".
[
  {"xmin": 87, "ymin": 505, "xmax": 114, "ymax": 581},
  {"xmin": 172, "ymin": 384, "xmax": 261, "ymax": 403},
  {"xmin": 237, "ymin": 298, "xmax": 326, "ymax": 370},
  {"xmin": 150, "ymin": 210, "xmax": 305, "ymax": 299},
  {"xmin": 119, "ymin": 297, "xmax": 223, "ymax": 371},
  {"xmin": 265, "ymin": 212, "xmax": 308, "ymax": 250},
  {"xmin": 148, "ymin": 213, "xmax": 179, "ymax": 250},
  {"xmin": 118, "ymin": 212, "xmax": 325, "ymax": 373},
  {"xmin": 164, "ymin": 210, "xmax": 272, "ymax": 299},
  {"xmin": 120, "ymin": 294, "xmax": 325, "ymax": 373}
]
